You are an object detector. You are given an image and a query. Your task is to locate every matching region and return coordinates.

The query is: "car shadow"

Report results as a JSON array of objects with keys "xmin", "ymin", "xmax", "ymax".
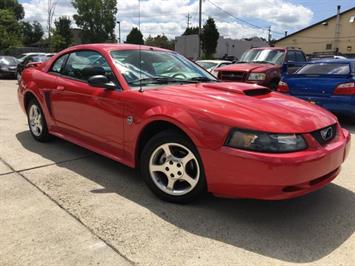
[
  {"xmin": 338, "ymin": 116, "xmax": 355, "ymax": 134},
  {"xmin": 16, "ymin": 131, "xmax": 355, "ymax": 263}
]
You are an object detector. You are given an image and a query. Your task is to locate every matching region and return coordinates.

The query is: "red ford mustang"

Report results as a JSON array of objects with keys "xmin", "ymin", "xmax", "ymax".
[{"xmin": 18, "ymin": 44, "xmax": 351, "ymax": 203}]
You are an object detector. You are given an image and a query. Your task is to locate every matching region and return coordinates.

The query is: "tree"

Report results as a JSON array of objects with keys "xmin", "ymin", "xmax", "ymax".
[
  {"xmin": 0, "ymin": 0, "xmax": 24, "ymax": 20},
  {"xmin": 72, "ymin": 0, "xmax": 117, "ymax": 43},
  {"xmin": 126, "ymin": 27, "xmax": 144, "ymax": 45},
  {"xmin": 182, "ymin": 27, "xmax": 199, "ymax": 36},
  {"xmin": 200, "ymin": 17, "xmax": 219, "ymax": 58},
  {"xmin": 47, "ymin": 0, "xmax": 57, "ymax": 48},
  {"xmin": 0, "ymin": 10, "xmax": 22, "ymax": 50},
  {"xmin": 52, "ymin": 16, "xmax": 72, "ymax": 51},
  {"xmin": 21, "ymin": 21, "xmax": 44, "ymax": 46},
  {"xmin": 145, "ymin": 34, "xmax": 174, "ymax": 50}
]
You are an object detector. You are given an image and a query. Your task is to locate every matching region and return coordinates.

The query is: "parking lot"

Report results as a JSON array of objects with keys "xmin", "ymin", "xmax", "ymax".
[{"xmin": 0, "ymin": 79, "xmax": 354, "ymax": 265}]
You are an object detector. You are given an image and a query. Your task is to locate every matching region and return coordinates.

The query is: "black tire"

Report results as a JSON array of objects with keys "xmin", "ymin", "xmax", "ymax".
[
  {"xmin": 140, "ymin": 130, "xmax": 206, "ymax": 203},
  {"xmin": 26, "ymin": 98, "xmax": 52, "ymax": 142},
  {"xmin": 269, "ymin": 79, "xmax": 279, "ymax": 91}
]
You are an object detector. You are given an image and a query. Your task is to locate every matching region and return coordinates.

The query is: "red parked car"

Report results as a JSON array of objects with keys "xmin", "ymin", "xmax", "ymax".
[
  {"xmin": 216, "ymin": 47, "xmax": 307, "ymax": 89},
  {"xmin": 18, "ymin": 44, "xmax": 351, "ymax": 203}
]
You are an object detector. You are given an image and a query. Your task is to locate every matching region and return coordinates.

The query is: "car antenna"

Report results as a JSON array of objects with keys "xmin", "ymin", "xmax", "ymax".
[{"xmin": 138, "ymin": 0, "xmax": 144, "ymax": 93}]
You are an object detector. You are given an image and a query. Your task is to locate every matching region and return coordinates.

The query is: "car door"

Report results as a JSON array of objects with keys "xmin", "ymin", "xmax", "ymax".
[{"xmin": 50, "ymin": 50, "xmax": 125, "ymax": 157}]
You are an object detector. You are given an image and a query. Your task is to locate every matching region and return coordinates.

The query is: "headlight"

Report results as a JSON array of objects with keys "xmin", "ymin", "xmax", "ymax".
[
  {"xmin": 248, "ymin": 73, "xmax": 266, "ymax": 81},
  {"xmin": 225, "ymin": 129, "xmax": 307, "ymax": 153}
]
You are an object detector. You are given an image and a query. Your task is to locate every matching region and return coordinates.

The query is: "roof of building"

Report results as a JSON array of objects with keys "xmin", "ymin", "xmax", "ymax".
[{"xmin": 276, "ymin": 6, "xmax": 355, "ymax": 42}]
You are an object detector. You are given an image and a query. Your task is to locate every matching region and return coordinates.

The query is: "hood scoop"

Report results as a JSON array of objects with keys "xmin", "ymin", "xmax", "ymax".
[
  {"xmin": 202, "ymin": 83, "xmax": 271, "ymax": 96},
  {"xmin": 243, "ymin": 88, "xmax": 271, "ymax": 96}
]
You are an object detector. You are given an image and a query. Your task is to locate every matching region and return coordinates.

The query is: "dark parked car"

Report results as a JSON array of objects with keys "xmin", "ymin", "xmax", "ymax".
[
  {"xmin": 0, "ymin": 56, "xmax": 19, "ymax": 78},
  {"xmin": 278, "ymin": 59, "xmax": 355, "ymax": 119},
  {"xmin": 17, "ymin": 55, "xmax": 49, "ymax": 81}
]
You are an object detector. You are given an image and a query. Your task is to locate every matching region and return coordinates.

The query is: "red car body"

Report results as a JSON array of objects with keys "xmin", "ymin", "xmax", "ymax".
[{"xmin": 18, "ymin": 44, "xmax": 351, "ymax": 200}]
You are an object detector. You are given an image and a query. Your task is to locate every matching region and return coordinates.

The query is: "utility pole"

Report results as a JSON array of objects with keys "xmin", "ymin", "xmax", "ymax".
[
  {"xmin": 334, "ymin": 5, "xmax": 341, "ymax": 54},
  {"xmin": 198, "ymin": 0, "xmax": 202, "ymax": 59},
  {"xmin": 117, "ymin": 21, "xmax": 121, "ymax": 43},
  {"xmin": 186, "ymin": 12, "xmax": 191, "ymax": 29},
  {"xmin": 268, "ymin": 26, "xmax": 272, "ymax": 45}
]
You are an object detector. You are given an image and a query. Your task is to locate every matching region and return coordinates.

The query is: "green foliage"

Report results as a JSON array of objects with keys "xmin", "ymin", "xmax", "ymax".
[
  {"xmin": 21, "ymin": 21, "xmax": 44, "ymax": 46},
  {"xmin": 52, "ymin": 16, "xmax": 72, "ymax": 51},
  {"xmin": 145, "ymin": 34, "xmax": 174, "ymax": 50},
  {"xmin": 201, "ymin": 17, "xmax": 220, "ymax": 59},
  {"xmin": 72, "ymin": 0, "xmax": 117, "ymax": 43},
  {"xmin": 0, "ymin": 9, "xmax": 22, "ymax": 50},
  {"xmin": 0, "ymin": 0, "xmax": 24, "ymax": 20},
  {"xmin": 126, "ymin": 27, "xmax": 144, "ymax": 45},
  {"xmin": 182, "ymin": 27, "xmax": 199, "ymax": 36}
]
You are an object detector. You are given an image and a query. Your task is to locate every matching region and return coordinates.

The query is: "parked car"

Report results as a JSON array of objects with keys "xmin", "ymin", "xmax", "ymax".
[
  {"xmin": 18, "ymin": 44, "xmax": 350, "ymax": 203},
  {"xmin": 278, "ymin": 59, "xmax": 355, "ymax": 118},
  {"xmin": 196, "ymin": 60, "xmax": 232, "ymax": 77},
  {"xmin": 216, "ymin": 47, "xmax": 307, "ymax": 89},
  {"xmin": 16, "ymin": 52, "xmax": 46, "ymax": 63},
  {"xmin": 17, "ymin": 54, "xmax": 50, "ymax": 81},
  {"xmin": 0, "ymin": 56, "xmax": 19, "ymax": 78}
]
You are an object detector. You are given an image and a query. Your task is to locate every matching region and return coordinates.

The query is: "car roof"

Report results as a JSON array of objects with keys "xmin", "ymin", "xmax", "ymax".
[
  {"xmin": 196, "ymin": 60, "xmax": 231, "ymax": 64},
  {"xmin": 251, "ymin": 47, "xmax": 286, "ymax": 50},
  {"xmin": 308, "ymin": 58, "xmax": 355, "ymax": 64},
  {"xmin": 63, "ymin": 43, "xmax": 170, "ymax": 54}
]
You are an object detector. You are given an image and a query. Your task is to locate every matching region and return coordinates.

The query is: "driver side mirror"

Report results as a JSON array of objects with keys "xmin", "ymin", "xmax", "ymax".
[{"xmin": 88, "ymin": 75, "xmax": 117, "ymax": 90}]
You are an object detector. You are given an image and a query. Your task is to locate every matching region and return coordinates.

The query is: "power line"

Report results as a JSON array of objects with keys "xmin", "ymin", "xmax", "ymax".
[{"xmin": 205, "ymin": 0, "xmax": 285, "ymax": 36}]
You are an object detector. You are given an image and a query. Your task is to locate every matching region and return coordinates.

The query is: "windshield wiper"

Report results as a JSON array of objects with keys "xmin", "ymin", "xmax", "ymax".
[
  {"xmin": 189, "ymin": 76, "xmax": 216, "ymax": 82},
  {"xmin": 252, "ymin": 61, "xmax": 275, "ymax": 65},
  {"xmin": 130, "ymin": 77, "xmax": 197, "ymax": 85}
]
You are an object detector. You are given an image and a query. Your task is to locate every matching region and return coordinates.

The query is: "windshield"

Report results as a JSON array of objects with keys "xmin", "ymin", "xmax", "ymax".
[
  {"xmin": 110, "ymin": 50, "xmax": 216, "ymax": 87},
  {"xmin": 0, "ymin": 56, "xmax": 18, "ymax": 65},
  {"xmin": 296, "ymin": 63, "xmax": 350, "ymax": 75},
  {"xmin": 240, "ymin": 49, "xmax": 285, "ymax": 65},
  {"xmin": 196, "ymin": 61, "xmax": 218, "ymax": 70},
  {"xmin": 32, "ymin": 56, "xmax": 49, "ymax": 63}
]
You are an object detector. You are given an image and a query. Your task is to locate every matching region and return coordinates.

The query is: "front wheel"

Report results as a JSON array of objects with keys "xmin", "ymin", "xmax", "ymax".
[{"xmin": 141, "ymin": 130, "xmax": 206, "ymax": 203}]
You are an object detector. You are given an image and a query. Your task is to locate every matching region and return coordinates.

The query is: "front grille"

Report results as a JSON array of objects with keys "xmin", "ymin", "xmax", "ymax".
[
  {"xmin": 219, "ymin": 71, "xmax": 246, "ymax": 81},
  {"xmin": 311, "ymin": 124, "xmax": 337, "ymax": 145}
]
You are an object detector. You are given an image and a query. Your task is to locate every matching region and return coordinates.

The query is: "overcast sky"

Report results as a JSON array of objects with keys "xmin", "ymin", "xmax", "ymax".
[{"xmin": 19, "ymin": 0, "xmax": 355, "ymax": 41}]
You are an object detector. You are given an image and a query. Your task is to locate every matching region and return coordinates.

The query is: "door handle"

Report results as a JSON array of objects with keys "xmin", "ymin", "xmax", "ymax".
[{"xmin": 56, "ymin": 86, "xmax": 65, "ymax": 91}]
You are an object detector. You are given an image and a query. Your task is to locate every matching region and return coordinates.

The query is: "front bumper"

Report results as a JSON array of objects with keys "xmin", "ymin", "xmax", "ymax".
[
  {"xmin": 200, "ymin": 127, "xmax": 351, "ymax": 200},
  {"xmin": 0, "ymin": 69, "xmax": 17, "ymax": 77}
]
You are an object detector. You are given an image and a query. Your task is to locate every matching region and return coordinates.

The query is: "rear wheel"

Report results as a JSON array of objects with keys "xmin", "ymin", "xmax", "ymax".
[
  {"xmin": 141, "ymin": 130, "xmax": 206, "ymax": 203},
  {"xmin": 26, "ymin": 98, "xmax": 52, "ymax": 142}
]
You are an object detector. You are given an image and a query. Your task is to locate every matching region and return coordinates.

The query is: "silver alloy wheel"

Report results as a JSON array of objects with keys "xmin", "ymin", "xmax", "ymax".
[
  {"xmin": 28, "ymin": 104, "xmax": 43, "ymax": 137},
  {"xmin": 149, "ymin": 143, "xmax": 200, "ymax": 196}
]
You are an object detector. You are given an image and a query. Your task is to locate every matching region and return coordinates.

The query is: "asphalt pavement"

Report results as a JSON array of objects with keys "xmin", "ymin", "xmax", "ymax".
[{"xmin": 0, "ymin": 79, "xmax": 354, "ymax": 265}]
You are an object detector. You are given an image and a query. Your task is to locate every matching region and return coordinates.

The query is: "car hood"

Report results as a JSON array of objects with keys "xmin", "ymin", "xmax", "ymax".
[
  {"xmin": 217, "ymin": 63, "xmax": 279, "ymax": 73},
  {"xmin": 143, "ymin": 82, "xmax": 336, "ymax": 133}
]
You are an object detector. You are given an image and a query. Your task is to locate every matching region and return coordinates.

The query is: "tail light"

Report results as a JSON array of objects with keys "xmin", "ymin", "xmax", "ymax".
[
  {"xmin": 277, "ymin": 81, "xmax": 289, "ymax": 93},
  {"xmin": 334, "ymin": 82, "xmax": 355, "ymax": 95}
]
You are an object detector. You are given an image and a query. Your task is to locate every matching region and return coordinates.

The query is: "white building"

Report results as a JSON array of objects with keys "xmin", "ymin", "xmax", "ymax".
[{"xmin": 175, "ymin": 35, "xmax": 268, "ymax": 60}]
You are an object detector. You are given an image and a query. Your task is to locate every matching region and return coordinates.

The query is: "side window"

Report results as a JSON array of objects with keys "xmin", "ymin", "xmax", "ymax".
[
  {"xmin": 50, "ymin": 54, "xmax": 68, "ymax": 73},
  {"xmin": 62, "ymin": 50, "xmax": 115, "ymax": 82},
  {"xmin": 295, "ymin": 51, "xmax": 306, "ymax": 62},
  {"xmin": 219, "ymin": 63, "xmax": 231, "ymax": 67},
  {"xmin": 286, "ymin": 51, "xmax": 296, "ymax": 62}
]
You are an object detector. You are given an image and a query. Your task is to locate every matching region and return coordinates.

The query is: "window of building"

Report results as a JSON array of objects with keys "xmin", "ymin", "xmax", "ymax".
[
  {"xmin": 349, "ymin": 16, "xmax": 355, "ymax": 23},
  {"xmin": 326, "ymin": 43, "xmax": 332, "ymax": 50}
]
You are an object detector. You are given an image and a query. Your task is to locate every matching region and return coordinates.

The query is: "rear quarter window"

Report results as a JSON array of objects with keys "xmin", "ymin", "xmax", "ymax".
[{"xmin": 296, "ymin": 63, "xmax": 350, "ymax": 75}]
